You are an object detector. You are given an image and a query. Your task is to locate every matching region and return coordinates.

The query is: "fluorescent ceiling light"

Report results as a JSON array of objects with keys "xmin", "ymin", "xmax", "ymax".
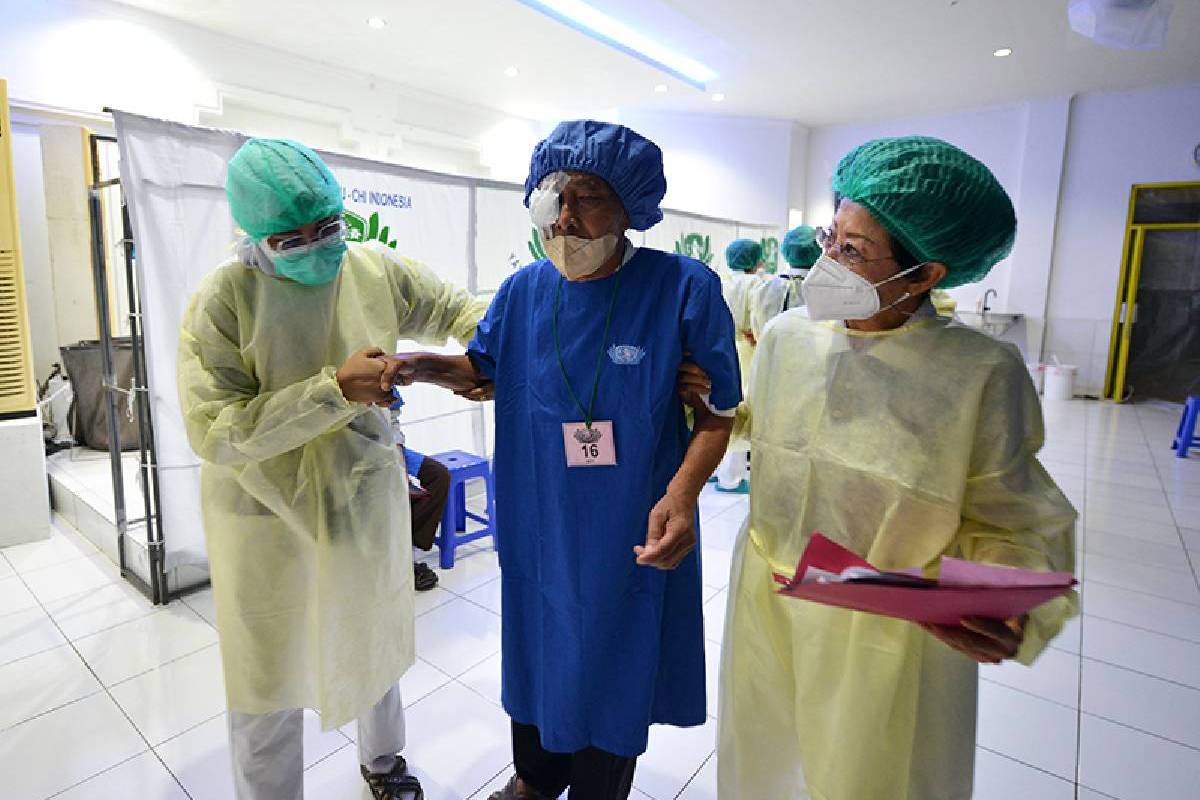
[
  {"xmin": 504, "ymin": 66, "xmax": 520, "ymax": 78},
  {"xmin": 367, "ymin": 16, "xmax": 387, "ymax": 29},
  {"xmin": 654, "ymin": 84, "xmax": 668, "ymax": 93},
  {"xmin": 993, "ymin": 47, "xmax": 1013, "ymax": 57},
  {"xmin": 711, "ymin": 92, "xmax": 725, "ymax": 103},
  {"xmin": 516, "ymin": 0, "xmax": 717, "ymax": 89}
]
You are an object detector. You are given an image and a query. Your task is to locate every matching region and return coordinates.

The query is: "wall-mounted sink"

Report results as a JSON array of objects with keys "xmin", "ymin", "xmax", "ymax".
[{"xmin": 957, "ymin": 311, "xmax": 1023, "ymax": 338}]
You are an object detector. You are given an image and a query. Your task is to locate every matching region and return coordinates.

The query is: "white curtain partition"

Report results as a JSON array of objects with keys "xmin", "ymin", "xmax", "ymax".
[{"xmin": 112, "ymin": 110, "xmax": 780, "ymax": 581}]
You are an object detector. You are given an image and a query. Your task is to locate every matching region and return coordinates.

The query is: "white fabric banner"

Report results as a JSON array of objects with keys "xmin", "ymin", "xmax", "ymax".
[
  {"xmin": 113, "ymin": 110, "xmax": 779, "ymax": 582},
  {"xmin": 332, "ymin": 162, "xmax": 470, "ymax": 290},
  {"xmin": 644, "ymin": 212, "xmax": 739, "ymax": 279},
  {"xmin": 474, "ymin": 186, "xmax": 532, "ymax": 295}
]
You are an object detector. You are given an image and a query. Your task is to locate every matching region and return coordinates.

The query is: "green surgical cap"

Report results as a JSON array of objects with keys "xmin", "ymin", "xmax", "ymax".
[
  {"xmin": 726, "ymin": 238, "xmax": 763, "ymax": 271},
  {"xmin": 226, "ymin": 138, "xmax": 344, "ymax": 240},
  {"xmin": 831, "ymin": 136, "xmax": 1016, "ymax": 289},
  {"xmin": 780, "ymin": 225, "xmax": 821, "ymax": 269}
]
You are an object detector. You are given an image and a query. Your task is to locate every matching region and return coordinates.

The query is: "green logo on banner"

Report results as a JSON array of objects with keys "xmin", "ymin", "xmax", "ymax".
[
  {"xmin": 344, "ymin": 210, "xmax": 398, "ymax": 249},
  {"xmin": 528, "ymin": 227, "xmax": 547, "ymax": 262},
  {"xmin": 760, "ymin": 237, "xmax": 780, "ymax": 274},
  {"xmin": 674, "ymin": 233, "xmax": 713, "ymax": 266}
]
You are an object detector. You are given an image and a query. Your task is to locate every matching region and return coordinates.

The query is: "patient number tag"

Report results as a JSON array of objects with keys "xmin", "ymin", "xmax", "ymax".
[{"xmin": 563, "ymin": 420, "xmax": 617, "ymax": 467}]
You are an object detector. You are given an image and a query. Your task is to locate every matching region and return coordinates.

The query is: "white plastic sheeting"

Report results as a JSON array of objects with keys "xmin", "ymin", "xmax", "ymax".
[{"xmin": 112, "ymin": 110, "xmax": 781, "ymax": 578}]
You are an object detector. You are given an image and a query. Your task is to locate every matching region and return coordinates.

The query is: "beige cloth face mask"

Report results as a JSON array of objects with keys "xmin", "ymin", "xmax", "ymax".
[{"xmin": 541, "ymin": 232, "xmax": 620, "ymax": 280}]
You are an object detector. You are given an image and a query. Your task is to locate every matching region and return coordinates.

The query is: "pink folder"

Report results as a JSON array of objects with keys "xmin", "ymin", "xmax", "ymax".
[{"xmin": 774, "ymin": 534, "xmax": 1077, "ymax": 625}]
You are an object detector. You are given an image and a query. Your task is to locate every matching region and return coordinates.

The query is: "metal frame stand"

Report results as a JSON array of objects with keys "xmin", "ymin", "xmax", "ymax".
[{"xmin": 86, "ymin": 133, "xmax": 174, "ymax": 604}]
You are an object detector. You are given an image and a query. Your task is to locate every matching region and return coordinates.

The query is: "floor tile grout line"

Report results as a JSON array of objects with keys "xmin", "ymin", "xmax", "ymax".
[
  {"xmin": 974, "ymin": 744, "xmax": 1076, "ymax": 787},
  {"xmin": 301, "ymin": 739, "xmax": 353, "ymax": 773},
  {"xmin": 1081, "ymin": 608, "xmax": 1200, "ymax": 647},
  {"xmin": 1077, "ymin": 708, "xmax": 1200, "ymax": 755},
  {"xmin": 149, "ymin": 709, "xmax": 227, "ymax": 749},
  {"xmin": 43, "ymin": 749, "xmax": 163, "ymax": 800},
  {"xmin": 0, "ymin": 597, "xmax": 197, "ymax": 671},
  {"xmin": 467, "ymin": 762, "xmax": 515, "ymax": 799},
  {"xmin": 1073, "ymin": 407, "xmax": 1090, "ymax": 795},
  {"xmin": 1080, "ymin": 576, "xmax": 1200, "ymax": 608},
  {"xmin": 1136, "ymin": 410, "xmax": 1200, "ymax": 597},
  {"xmin": 5, "ymin": 556, "xmax": 197, "ymax": 800},
  {"xmin": 0, "ymin": 683, "xmax": 108, "ymax": 734},
  {"xmin": 978, "ymin": 676, "xmax": 1079, "ymax": 713},
  {"xmin": 452, "ymin": 674, "xmax": 505, "ymax": 711},
  {"xmin": 1077, "ymin": 653, "xmax": 1200, "ymax": 693},
  {"xmin": 670, "ymin": 748, "xmax": 714, "ymax": 800}
]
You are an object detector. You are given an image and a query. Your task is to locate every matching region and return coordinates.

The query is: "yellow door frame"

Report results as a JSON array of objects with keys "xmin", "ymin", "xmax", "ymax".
[{"xmin": 1103, "ymin": 181, "xmax": 1200, "ymax": 402}]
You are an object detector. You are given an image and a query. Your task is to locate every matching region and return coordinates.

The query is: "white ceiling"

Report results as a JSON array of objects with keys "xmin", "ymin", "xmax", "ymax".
[{"xmin": 112, "ymin": 0, "xmax": 1200, "ymax": 126}]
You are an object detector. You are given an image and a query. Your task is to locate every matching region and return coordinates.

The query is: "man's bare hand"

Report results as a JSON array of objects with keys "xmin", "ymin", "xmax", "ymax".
[
  {"xmin": 636, "ymin": 491, "xmax": 698, "ymax": 570},
  {"xmin": 336, "ymin": 347, "xmax": 393, "ymax": 405}
]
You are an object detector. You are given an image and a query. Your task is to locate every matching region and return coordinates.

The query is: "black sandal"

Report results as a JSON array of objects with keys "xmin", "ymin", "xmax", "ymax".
[
  {"xmin": 414, "ymin": 562, "xmax": 439, "ymax": 592},
  {"xmin": 361, "ymin": 757, "xmax": 424, "ymax": 800}
]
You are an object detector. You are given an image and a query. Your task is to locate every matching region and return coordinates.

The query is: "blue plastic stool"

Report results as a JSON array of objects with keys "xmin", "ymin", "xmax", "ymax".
[
  {"xmin": 431, "ymin": 450, "xmax": 497, "ymax": 568},
  {"xmin": 1173, "ymin": 397, "xmax": 1200, "ymax": 458}
]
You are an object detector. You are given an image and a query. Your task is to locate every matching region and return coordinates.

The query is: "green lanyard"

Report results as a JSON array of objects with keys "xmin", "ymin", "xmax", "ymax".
[{"xmin": 552, "ymin": 271, "xmax": 622, "ymax": 429}]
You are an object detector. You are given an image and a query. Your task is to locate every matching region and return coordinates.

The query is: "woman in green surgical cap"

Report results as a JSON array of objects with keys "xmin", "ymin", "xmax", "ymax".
[
  {"xmin": 178, "ymin": 138, "xmax": 484, "ymax": 800},
  {"xmin": 685, "ymin": 136, "xmax": 1077, "ymax": 799}
]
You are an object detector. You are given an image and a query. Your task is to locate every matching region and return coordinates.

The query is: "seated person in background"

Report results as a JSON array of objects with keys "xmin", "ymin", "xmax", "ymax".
[{"xmin": 401, "ymin": 445, "xmax": 450, "ymax": 591}]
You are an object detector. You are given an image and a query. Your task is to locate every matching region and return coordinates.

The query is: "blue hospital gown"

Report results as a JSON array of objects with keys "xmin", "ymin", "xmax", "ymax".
[{"xmin": 468, "ymin": 247, "xmax": 741, "ymax": 757}]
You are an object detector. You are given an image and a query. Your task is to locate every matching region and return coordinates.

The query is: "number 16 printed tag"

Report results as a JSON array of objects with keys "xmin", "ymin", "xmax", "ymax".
[{"xmin": 562, "ymin": 420, "xmax": 617, "ymax": 467}]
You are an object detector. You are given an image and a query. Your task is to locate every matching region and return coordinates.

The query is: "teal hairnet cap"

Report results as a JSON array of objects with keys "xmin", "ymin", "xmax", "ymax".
[
  {"xmin": 726, "ymin": 239, "xmax": 763, "ymax": 272},
  {"xmin": 524, "ymin": 120, "xmax": 667, "ymax": 231},
  {"xmin": 226, "ymin": 138, "xmax": 344, "ymax": 240},
  {"xmin": 831, "ymin": 136, "xmax": 1016, "ymax": 288},
  {"xmin": 780, "ymin": 225, "xmax": 821, "ymax": 269}
]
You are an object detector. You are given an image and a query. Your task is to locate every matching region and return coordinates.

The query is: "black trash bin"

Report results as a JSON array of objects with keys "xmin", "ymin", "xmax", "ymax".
[{"xmin": 60, "ymin": 338, "xmax": 149, "ymax": 452}]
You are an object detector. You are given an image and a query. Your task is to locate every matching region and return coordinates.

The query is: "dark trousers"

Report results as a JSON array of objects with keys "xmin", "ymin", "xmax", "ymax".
[
  {"xmin": 410, "ymin": 456, "xmax": 450, "ymax": 551},
  {"xmin": 512, "ymin": 721, "xmax": 637, "ymax": 800}
]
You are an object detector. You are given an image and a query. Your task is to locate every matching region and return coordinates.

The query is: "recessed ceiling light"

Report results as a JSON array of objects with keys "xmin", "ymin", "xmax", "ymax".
[
  {"xmin": 367, "ymin": 16, "xmax": 387, "ymax": 30},
  {"xmin": 993, "ymin": 47, "xmax": 1012, "ymax": 57},
  {"xmin": 504, "ymin": 66, "xmax": 520, "ymax": 78},
  {"xmin": 654, "ymin": 84, "xmax": 668, "ymax": 93},
  {"xmin": 712, "ymin": 92, "xmax": 726, "ymax": 103}
]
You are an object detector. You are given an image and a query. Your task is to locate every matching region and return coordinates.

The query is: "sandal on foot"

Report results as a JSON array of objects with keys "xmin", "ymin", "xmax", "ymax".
[
  {"xmin": 361, "ymin": 758, "xmax": 424, "ymax": 800},
  {"xmin": 487, "ymin": 775, "xmax": 554, "ymax": 800}
]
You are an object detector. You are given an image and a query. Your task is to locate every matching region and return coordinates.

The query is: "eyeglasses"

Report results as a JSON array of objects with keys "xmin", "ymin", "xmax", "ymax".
[
  {"xmin": 270, "ymin": 218, "xmax": 346, "ymax": 253},
  {"xmin": 814, "ymin": 225, "xmax": 896, "ymax": 268}
]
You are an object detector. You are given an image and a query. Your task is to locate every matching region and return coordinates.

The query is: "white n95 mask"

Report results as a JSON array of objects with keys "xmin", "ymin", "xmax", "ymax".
[
  {"xmin": 541, "ymin": 232, "xmax": 620, "ymax": 280},
  {"xmin": 801, "ymin": 253, "xmax": 923, "ymax": 321}
]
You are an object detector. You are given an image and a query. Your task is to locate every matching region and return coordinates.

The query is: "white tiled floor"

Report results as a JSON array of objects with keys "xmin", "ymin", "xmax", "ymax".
[{"xmin": 4, "ymin": 399, "xmax": 1200, "ymax": 799}]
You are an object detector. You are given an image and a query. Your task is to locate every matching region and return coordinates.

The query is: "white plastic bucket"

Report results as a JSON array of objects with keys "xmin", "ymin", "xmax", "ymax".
[
  {"xmin": 1027, "ymin": 362, "xmax": 1045, "ymax": 394},
  {"xmin": 1043, "ymin": 364, "xmax": 1077, "ymax": 402}
]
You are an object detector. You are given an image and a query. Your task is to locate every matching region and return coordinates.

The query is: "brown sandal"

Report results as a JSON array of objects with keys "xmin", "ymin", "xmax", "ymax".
[{"xmin": 488, "ymin": 774, "xmax": 554, "ymax": 800}]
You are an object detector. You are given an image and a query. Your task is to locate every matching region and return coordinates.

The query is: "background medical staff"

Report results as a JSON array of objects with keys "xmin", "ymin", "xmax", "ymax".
[
  {"xmin": 747, "ymin": 224, "xmax": 821, "ymax": 340},
  {"xmin": 713, "ymin": 238, "xmax": 762, "ymax": 493},
  {"xmin": 177, "ymin": 138, "xmax": 485, "ymax": 800}
]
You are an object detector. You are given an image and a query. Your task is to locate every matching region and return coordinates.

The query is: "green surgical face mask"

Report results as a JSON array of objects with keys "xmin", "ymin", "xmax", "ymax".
[{"xmin": 263, "ymin": 232, "xmax": 347, "ymax": 286}]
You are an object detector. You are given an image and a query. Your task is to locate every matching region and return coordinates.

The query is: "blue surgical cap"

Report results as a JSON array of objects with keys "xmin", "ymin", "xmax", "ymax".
[
  {"xmin": 726, "ymin": 239, "xmax": 763, "ymax": 272},
  {"xmin": 523, "ymin": 120, "xmax": 667, "ymax": 231}
]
